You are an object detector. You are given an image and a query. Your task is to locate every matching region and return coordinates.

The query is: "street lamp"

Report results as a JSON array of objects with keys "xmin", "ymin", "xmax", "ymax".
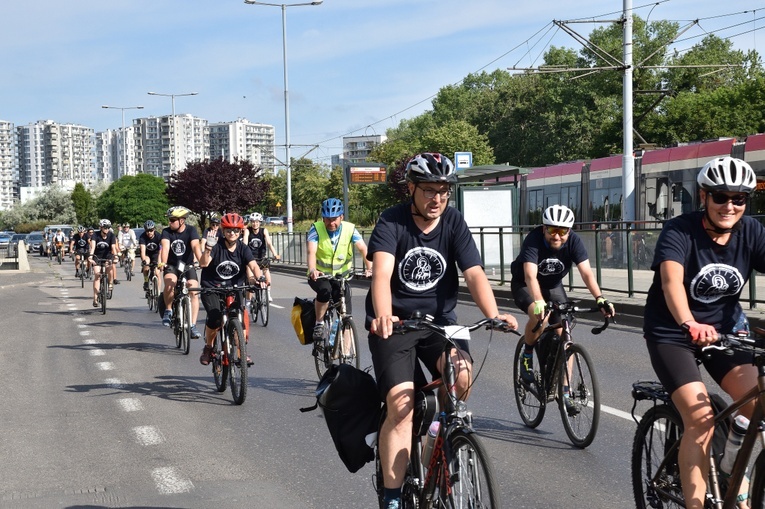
[
  {"xmin": 101, "ymin": 105, "xmax": 144, "ymax": 179},
  {"xmin": 147, "ymin": 91, "xmax": 198, "ymax": 175},
  {"xmin": 244, "ymin": 0, "xmax": 323, "ymax": 233}
]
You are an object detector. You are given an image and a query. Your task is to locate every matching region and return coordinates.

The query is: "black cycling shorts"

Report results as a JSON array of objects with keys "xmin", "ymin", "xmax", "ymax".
[
  {"xmin": 200, "ymin": 289, "xmax": 243, "ymax": 330},
  {"xmin": 163, "ymin": 264, "xmax": 198, "ymax": 281},
  {"xmin": 511, "ymin": 283, "xmax": 568, "ymax": 314},
  {"xmin": 645, "ymin": 339, "xmax": 752, "ymax": 395},
  {"xmin": 368, "ymin": 328, "xmax": 472, "ymax": 401}
]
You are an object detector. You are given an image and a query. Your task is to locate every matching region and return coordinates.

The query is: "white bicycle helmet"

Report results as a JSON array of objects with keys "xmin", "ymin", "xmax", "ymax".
[
  {"xmin": 406, "ymin": 153, "xmax": 457, "ymax": 184},
  {"xmin": 99, "ymin": 219, "xmax": 112, "ymax": 228},
  {"xmin": 697, "ymin": 157, "xmax": 757, "ymax": 193},
  {"xmin": 250, "ymin": 212, "xmax": 263, "ymax": 222},
  {"xmin": 542, "ymin": 205, "xmax": 575, "ymax": 228}
]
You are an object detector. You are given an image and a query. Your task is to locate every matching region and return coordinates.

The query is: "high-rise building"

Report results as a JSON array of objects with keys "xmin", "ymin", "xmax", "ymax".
[
  {"xmin": 95, "ymin": 126, "xmax": 140, "ymax": 182},
  {"xmin": 0, "ymin": 120, "xmax": 17, "ymax": 210},
  {"xmin": 341, "ymin": 134, "xmax": 387, "ymax": 165},
  {"xmin": 16, "ymin": 120, "xmax": 94, "ymax": 190},
  {"xmin": 134, "ymin": 114, "xmax": 209, "ymax": 179},
  {"xmin": 208, "ymin": 119, "xmax": 275, "ymax": 173}
]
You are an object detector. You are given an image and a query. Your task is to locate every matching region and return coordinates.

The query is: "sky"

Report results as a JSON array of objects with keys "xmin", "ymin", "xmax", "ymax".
[{"xmin": 1, "ymin": 0, "xmax": 763, "ymax": 166}]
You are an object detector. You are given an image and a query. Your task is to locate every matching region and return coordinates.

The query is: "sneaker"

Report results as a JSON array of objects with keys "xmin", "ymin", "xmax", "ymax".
[
  {"xmin": 113, "ymin": 279, "xmax": 120, "ymax": 285},
  {"xmin": 312, "ymin": 322, "xmax": 325, "ymax": 341},
  {"xmin": 75, "ymin": 269, "xmax": 81, "ymax": 277},
  {"xmin": 143, "ymin": 282, "xmax": 149, "ymax": 291},
  {"xmin": 267, "ymin": 290, "xmax": 273, "ymax": 303},
  {"xmin": 246, "ymin": 355, "xmax": 254, "ymax": 366},
  {"xmin": 383, "ymin": 499, "xmax": 401, "ymax": 509},
  {"xmin": 93, "ymin": 300, "xmax": 98, "ymax": 308},
  {"xmin": 564, "ymin": 395, "xmax": 580, "ymax": 416},
  {"xmin": 190, "ymin": 325, "xmax": 201, "ymax": 339},
  {"xmin": 199, "ymin": 345, "xmax": 214, "ymax": 365},
  {"xmin": 162, "ymin": 309, "xmax": 172, "ymax": 327},
  {"xmin": 520, "ymin": 353, "xmax": 535, "ymax": 384}
]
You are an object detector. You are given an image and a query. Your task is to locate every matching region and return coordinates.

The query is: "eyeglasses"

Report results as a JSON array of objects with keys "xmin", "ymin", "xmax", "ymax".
[
  {"xmin": 418, "ymin": 186, "xmax": 452, "ymax": 200},
  {"xmin": 546, "ymin": 226, "xmax": 570, "ymax": 237},
  {"xmin": 168, "ymin": 217, "xmax": 180, "ymax": 223},
  {"xmin": 709, "ymin": 191, "xmax": 748, "ymax": 206},
  {"xmin": 223, "ymin": 228, "xmax": 241, "ymax": 235}
]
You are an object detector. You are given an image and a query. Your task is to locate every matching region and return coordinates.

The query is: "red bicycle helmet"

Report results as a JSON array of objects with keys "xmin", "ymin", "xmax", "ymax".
[{"xmin": 220, "ymin": 213, "xmax": 245, "ymax": 229}]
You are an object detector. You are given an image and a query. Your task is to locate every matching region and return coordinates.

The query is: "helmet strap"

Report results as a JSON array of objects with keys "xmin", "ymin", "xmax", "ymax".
[{"xmin": 702, "ymin": 212, "xmax": 741, "ymax": 235}]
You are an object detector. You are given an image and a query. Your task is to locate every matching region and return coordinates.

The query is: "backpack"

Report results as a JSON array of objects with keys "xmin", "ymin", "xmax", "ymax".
[
  {"xmin": 301, "ymin": 364, "xmax": 382, "ymax": 473},
  {"xmin": 291, "ymin": 297, "xmax": 316, "ymax": 345}
]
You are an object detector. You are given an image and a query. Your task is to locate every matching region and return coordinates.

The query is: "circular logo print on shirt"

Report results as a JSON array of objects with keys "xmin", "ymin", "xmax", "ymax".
[
  {"xmin": 96, "ymin": 240, "xmax": 109, "ymax": 251},
  {"xmin": 538, "ymin": 258, "xmax": 565, "ymax": 276},
  {"xmin": 215, "ymin": 261, "xmax": 240, "ymax": 280},
  {"xmin": 399, "ymin": 247, "xmax": 446, "ymax": 292},
  {"xmin": 249, "ymin": 238, "xmax": 263, "ymax": 250},
  {"xmin": 690, "ymin": 263, "xmax": 744, "ymax": 304},
  {"xmin": 145, "ymin": 241, "xmax": 158, "ymax": 252},
  {"xmin": 170, "ymin": 239, "xmax": 187, "ymax": 257}
]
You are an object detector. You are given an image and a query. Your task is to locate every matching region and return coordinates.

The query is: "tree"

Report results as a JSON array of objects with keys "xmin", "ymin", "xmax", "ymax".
[
  {"xmin": 97, "ymin": 174, "xmax": 169, "ymax": 226},
  {"xmin": 290, "ymin": 158, "xmax": 331, "ymax": 221},
  {"xmin": 166, "ymin": 158, "xmax": 269, "ymax": 225},
  {"xmin": 71, "ymin": 183, "xmax": 97, "ymax": 227}
]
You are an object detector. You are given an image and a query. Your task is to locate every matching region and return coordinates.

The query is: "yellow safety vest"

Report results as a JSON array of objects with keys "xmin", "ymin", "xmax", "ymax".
[{"xmin": 311, "ymin": 221, "xmax": 355, "ymax": 276}]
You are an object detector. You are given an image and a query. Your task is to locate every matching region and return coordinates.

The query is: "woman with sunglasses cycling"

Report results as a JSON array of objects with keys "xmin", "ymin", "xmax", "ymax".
[
  {"xmin": 510, "ymin": 204, "xmax": 614, "ymax": 385},
  {"xmin": 643, "ymin": 157, "xmax": 765, "ymax": 508}
]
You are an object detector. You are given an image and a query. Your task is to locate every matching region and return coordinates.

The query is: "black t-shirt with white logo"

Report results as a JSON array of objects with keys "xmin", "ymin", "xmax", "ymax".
[
  {"xmin": 92, "ymin": 231, "xmax": 116, "ymax": 260},
  {"xmin": 364, "ymin": 202, "xmax": 482, "ymax": 327},
  {"xmin": 161, "ymin": 225, "xmax": 199, "ymax": 267},
  {"xmin": 72, "ymin": 233, "xmax": 89, "ymax": 252},
  {"xmin": 509, "ymin": 226, "xmax": 589, "ymax": 290},
  {"xmin": 139, "ymin": 231, "xmax": 161, "ymax": 261},
  {"xmin": 201, "ymin": 241, "xmax": 255, "ymax": 288},
  {"xmin": 644, "ymin": 211, "xmax": 765, "ymax": 342}
]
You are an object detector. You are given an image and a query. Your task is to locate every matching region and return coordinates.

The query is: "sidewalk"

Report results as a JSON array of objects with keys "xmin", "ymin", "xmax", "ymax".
[{"xmin": 271, "ymin": 264, "xmax": 765, "ymax": 330}]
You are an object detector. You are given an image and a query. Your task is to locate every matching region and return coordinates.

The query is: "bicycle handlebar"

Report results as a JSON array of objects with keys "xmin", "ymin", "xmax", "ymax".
[
  {"xmin": 314, "ymin": 269, "xmax": 370, "ymax": 281},
  {"xmin": 531, "ymin": 300, "xmax": 612, "ymax": 335},
  {"xmin": 392, "ymin": 313, "xmax": 520, "ymax": 337}
]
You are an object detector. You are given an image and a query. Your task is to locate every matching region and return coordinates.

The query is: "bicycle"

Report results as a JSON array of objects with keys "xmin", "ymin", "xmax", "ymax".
[
  {"xmin": 312, "ymin": 270, "xmax": 365, "ymax": 379},
  {"xmin": 76, "ymin": 252, "xmax": 90, "ymax": 289},
  {"xmin": 512, "ymin": 300, "xmax": 610, "ymax": 448},
  {"xmin": 197, "ymin": 284, "xmax": 258, "ymax": 405},
  {"xmin": 144, "ymin": 261, "xmax": 160, "ymax": 311},
  {"xmin": 631, "ymin": 331, "xmax": 765, "ymax": 508},
  {"xmin": 91, "ymin": 256, "xmax": 112, "ymax": 315},
  {"xmin": 374, "ymin": 314, "xmax": 516, "ymax": 509},
  {"xmin": 248, "ymin": 257, "xmax": 276, "ymax": 327},
  {"xmin": 56, "ymin": 242, "xmax": 64, "ymax": 265},
  {"xmin": 169, "ymin": 262, "xmax": 195, "ymax": 355},
  {"xmin": 123, "ymin": 252, "xmax": 134, "ymax": 282}
]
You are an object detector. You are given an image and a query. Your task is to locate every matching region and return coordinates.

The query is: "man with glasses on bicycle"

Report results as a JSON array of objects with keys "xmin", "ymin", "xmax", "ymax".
[
  {"xmin": 644, "ymin": 157, "xmax": 765, "ymax": 508},
  {"xmin": 88, "ymin": 219, "xmax": 119, "ymax": 308},
  {"xmin": 510, "ymin": 204, "xmax": 614, "ymax": 410},
  {"xmin": 198, "ymin": 213, "xmax": 265, "ymax": 365},
  {"xmin": 243, "ymin": 212, "xmax": 280, "ymax": 303},
  {"xmin": 366, "ymin": 153, "xmax": 518, "ymax": 509},
  {"xmin": 306, "ymin": 198, "xmax": 372, "ymax": 342},
  {"xmin": 160, "ymin": 206, "xmax": 203, "ymax": 339},
  {"xmin": 139, "ymin": 220, "xmax": 161, "ymax": 293}
]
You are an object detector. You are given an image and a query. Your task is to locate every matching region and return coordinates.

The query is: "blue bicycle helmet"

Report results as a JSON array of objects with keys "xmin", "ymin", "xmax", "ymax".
[{"xmin": 321, "ymin": 198, "xmax": 344, "ymax": 218}]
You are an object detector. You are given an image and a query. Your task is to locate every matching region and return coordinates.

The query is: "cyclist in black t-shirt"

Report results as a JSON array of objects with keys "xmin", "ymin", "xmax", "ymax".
[
  {"xmin": 643, "ymin": 157, "xmax": 765, "ymax": 507},
  {"xmin": 70, "ymin": 225, "xmax": 90, "ymax": 277},
  {"xmin": 365, "ymin": 153, "xmax": 518, "ymax": 509}
]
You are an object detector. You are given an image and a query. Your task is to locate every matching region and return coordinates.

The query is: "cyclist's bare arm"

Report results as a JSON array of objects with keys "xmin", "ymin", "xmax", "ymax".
[{"xmin": 369, "ymin": 251, "xmax": 397, "ymax": 338}]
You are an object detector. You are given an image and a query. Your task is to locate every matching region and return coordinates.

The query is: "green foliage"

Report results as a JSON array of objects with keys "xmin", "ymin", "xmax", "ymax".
[
  {"xmin": 1, "ymin": 186, "xmax": 77, "ymax": 231},
  {"xmin": 291, "ymin": 157, "xmax": 331, "ymax": 221},
  {"xmin": 97, "ymin": 173, "xmax": 169, "ymax": 226},
  {"xmin": 71, "ymin": 183, "xmax": 97, "ymax": 227}
]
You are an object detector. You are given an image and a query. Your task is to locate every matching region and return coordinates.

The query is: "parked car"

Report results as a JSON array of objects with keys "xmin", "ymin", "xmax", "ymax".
[
  {"xmin": 265, "ymin": 216, "xmax": 284, "ymax": 225},
  {"xmin": 10, "ymin": 233, "xmax": 27, "ymax": 248},
  {"xmin": 26, "ymin": 232, "xmax": 44, "ymax": 254},
  {"xmin": 0, "ymin": 233, "xmax": 11, "ymax": 249}
]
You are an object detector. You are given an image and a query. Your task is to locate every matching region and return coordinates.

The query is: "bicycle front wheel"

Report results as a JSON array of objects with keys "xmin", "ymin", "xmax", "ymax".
[
  {"xmin": 227, "ymin": 318, "xmax": 248, "ymax": 405},
  {"xmin": 314, "ymin": 311, "xmax": 333, "ymax": 380},
  {"xmin": 442, "ymin": 429, "xmax": 500, "ymax": 508},
  {"xmin": 180, "ymin": 296, "xmax": 192, "ymax": 355},
  {"xmin": 212, "ymin": 330, "xmax": 228, "ymax": 392},
  {"xmin": 631, "ymin": 404, "xmax": 684, "ymax": 509},
  {"xmin": 337, "ymin": 317, "xmax": 360, "ymax": 369},
  {"xmin": 100, "ymin": 276, "xmax": 107, "ymax": 315},
  {"xmin": 749, "ymin": 450, "xmax": 765, "ymax": 507},
  {"xmin": 259, "ymin": 288, "xmax": 269, "ymax": 327},
  {"xmin": 512, "ymin": 336, "xmax": 545, "ymax": 428},
  {"xmin": 558, "ymin": 343, "xmax": 600, "ymax": 448}
]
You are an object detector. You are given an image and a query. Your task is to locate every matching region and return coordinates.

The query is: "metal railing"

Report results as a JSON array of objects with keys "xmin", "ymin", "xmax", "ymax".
[{"xmin": 272, "ymin": 222, "xmax": 765, "ymax": 309}]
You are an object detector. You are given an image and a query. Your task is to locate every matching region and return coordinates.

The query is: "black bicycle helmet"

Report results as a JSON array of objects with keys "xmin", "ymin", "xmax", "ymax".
[
  {"xmin": 144, "ymin": 220, "xmax": 155, "ymax": 230},
  {"xmin": 406, "ymin": 153, "xmax": 457, "ymax": 184}
]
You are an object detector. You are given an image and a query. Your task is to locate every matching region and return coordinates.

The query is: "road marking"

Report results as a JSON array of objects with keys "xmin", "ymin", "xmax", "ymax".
[
  {"xmin": 104, "ymin": 378, "xmax": 125, "ymax": 388},
  {"xmin": 133, "ymin": 426, "xmax": 164, "ymax": 446},
  {"xmin": 151, "ymin": 467, "xmax": 193, "ymax": 494},
  {"xmin": 118, "ymin": 398, "xmax": 143, "ymax": 412},
  {"xmin": 73, "ymin": 317, "xmax": 86, "ymax": 322},
  {"xmin": 82, "ymin": 339, "xmax": 96, "ymax": 345},
  {"xmin": 95, "ymin": 362, "xmax": 114, "ymax": 371},
  {"xmin": 269, "ymin": 303, "xmax": 284, "ymax": 309},
  {"xmin": 89, "ymin": 349, "xmax": 105, "ymax": 357},
  {"xmin": 602, "ymin": 403, "xmax": 635, "ymax": 422},
  {"xmin": 78, "ymin": 324, "xmax": 88, "ymax": 329},
  {"xmin": 79, "ymin": 330, "xmax": 91, "ymax": 336}
]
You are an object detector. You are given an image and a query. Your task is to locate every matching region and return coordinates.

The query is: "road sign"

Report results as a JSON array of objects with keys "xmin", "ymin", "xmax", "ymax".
[{"xmin": 454, "ymin": 152, "xmax": 472, "ymax": 170}]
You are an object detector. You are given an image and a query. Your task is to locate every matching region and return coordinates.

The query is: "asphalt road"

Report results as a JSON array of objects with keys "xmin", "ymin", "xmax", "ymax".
[{"xmin": 0, "ymin": 256, "xmax": 662, "ymax": 508}]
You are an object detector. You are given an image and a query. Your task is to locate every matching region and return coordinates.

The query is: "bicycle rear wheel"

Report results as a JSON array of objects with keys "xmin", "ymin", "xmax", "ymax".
[
  {"xmin": 631, "ymin": 404, "xmax": 684, "ymax": 509},
  {"xmin": 212, "ymin": 330, "xmax": 228, "ymax": 392},
  {"xmin": 227, "ymin": 318, "xmax": 248, "ymax": 405},
  {"xmin": 337, "ymin": 317, "xmax": 360, "ymax": 369},
  {"xmin": 259, "ymin": 288, "xmax": 269, "ymax": 327},
  {"xmin": 512, "ymin": 336, "xmax": 546, "ymax": 428},
  {"xmin": 558, "ymin": 343, "xmax": 600, "ymax": 448},
  {"xmin": 749, "ymin": 450, "xmax": 765, "ymax": 507},
  {"xmin": 443, "ymin": 429, "xmax": 501, "ymax": 508},
  {"xmin": 125, "ymin": 263, "xmax": 131, "ymax": 281}
]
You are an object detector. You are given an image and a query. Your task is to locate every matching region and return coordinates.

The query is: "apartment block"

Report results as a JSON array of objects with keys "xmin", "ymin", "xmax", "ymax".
[
  {"xmin": 0, "ymin": 120, "xmax": 16, "ymax": 210},
  {"xmin": 208, "ymin": 118, "xmax": 275, "ymax": 173},
  {"xmin": 342, "ymin": 134, "xmax": 387, "ymax": 165},
  {"xmin": 134, "ymin": 114, "xmax": 208, "ymax": 179}
]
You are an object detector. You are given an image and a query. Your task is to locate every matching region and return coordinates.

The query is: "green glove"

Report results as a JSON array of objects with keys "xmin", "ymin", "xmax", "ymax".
[{"xmin": 533, "ymin": 300, "xmax": 546, "ymax": 315}]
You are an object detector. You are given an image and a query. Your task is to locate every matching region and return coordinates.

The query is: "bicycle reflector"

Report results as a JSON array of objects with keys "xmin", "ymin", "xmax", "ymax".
[{"xmin": 226, "ymin": 295, "xmax": 235, "ymax": 308}]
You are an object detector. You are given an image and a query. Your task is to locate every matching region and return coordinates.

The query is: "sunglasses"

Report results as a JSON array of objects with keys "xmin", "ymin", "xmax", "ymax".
[
  {"xmin": 168, "ymin": 217, "xmax": 180, "ymax": 223},
  {"xmin": 223, "ymin": 228, "xmax": 241, "ymax": 235},
  {"xmin": 709, "ymin": 192, "xmax": 747, "ymax": 206},
  {"xmin": 545, "ymin": 226, "xmax": 570, "ymax": 237}
]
